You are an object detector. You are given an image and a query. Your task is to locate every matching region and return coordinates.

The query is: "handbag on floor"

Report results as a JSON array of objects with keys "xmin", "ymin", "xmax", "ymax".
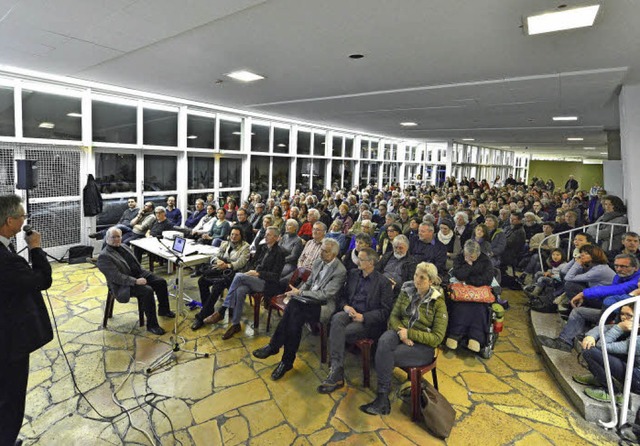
[{"xmin": 420, "ymin": 379, "xmax": 456, "ymax": 439}]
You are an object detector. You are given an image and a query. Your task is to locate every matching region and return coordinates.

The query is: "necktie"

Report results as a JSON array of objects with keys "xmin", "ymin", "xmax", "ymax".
[{"xmin": 8, "ymin": 242, "xmax": 17, "ymax": 253}]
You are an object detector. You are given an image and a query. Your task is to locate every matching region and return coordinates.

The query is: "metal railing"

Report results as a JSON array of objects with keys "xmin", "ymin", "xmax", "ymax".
[
  {"xmin": 596, "ymin": 295, "xmax": 640, "ymax": 429},
  {"xmin": 537, "ymin": 221, "xmax": 630, "ymax": 272}
]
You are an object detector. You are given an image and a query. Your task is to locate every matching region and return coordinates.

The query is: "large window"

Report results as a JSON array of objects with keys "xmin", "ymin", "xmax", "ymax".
[
  {"xmin": 313, "ymin": 132, "xmax": 325, "ymax": 156},
  {"xmin": 345, "ymin": 138, "xmax": 353, "ymax": 158},
  {"xmin": 297, "ymin": 130, "xmax": 311, "ymax": 155},
  {"xmin": 273, "ymin": 127, "xmax": 289, "ymax": 154},
  {"xmin": 143, "ymin": 108, "xmax": 177, "ymax": 146},
  {"xmin": 0, "ymin": 87, "xmax": 14, "ymax": 136},
  {"xmin": 344, "ymin": 160, "xmax": 354, "ymax": 190},
  {"xmin": 272, "ymin": 157, "xmax": 290, "ymax": 194},
  {"xmin": 220, "ymin": 158, "xmax": 242, "ymax": 188},
  {"xmin": 251, "ymin": 122, "xmax": 270, "ymax": 153},
  {"xmin": 332, "ymin": 136, "xmax": 342, "ymax": 158},
  {"xmin": 188, "ymin": 156, "xmax": 215, "ymax": 189},
  {"xmin": 220, "ymin": 119, "xmax": 241, "ymax": 151},
  {"xmin": 360, "ymin": 140, "xmax": 369, "ymax": 159},
  {"xmin": 92, "ymin": 100, "xmax": 137, "ymax": 144},
  {"xmin": 296, "ymin": 158, "xmax": 311, "ymax": 192},
  {"xmin": 331, "ymin": 160, "xmax": 342, "ymax": 190},
  {"xmin": 187, "ymin": 114, "xmax": 215, "ymax": 148},
  {"xmin": 250, "ymin": 155, "xmax": 269, "ymax": 198},
  {"xmin": 95, "ymin": 153, "xmax": 136, "ymax": 193},
  {"xmin": 144, "ymin": 155, "xmax": 176, "ymax": 191},
  {"xmin": 22, "ymin": 90, "xmax": 82, "ymax": 140},
  {"xmin": 371, "ymin": 140, "xmax": 379, "ymax": 160}
]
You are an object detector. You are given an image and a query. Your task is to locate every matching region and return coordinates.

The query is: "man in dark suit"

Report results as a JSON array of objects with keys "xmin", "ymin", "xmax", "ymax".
[
  {"xmin": 96, "ymin": 227, "xmax": 175, "ymax": 335},
  {"xmin": 252, "ymin": 238, "xmax": 347, "ymax": 380},
  {"xmin": 206, "ymin": 226, "xmax": 286, "ymax": 340},
  {"xmin": 318, "ymin": 247, "xmax": 393, "ymax": 394},
  {"xmin": 0, "ymin": 195, "xmax": 53, "ymax": 446}
]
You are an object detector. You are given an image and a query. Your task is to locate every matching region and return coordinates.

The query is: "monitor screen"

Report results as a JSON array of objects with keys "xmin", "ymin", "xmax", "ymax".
[{"xmin": 171, "ymin": 236, "xmax": 186, "ymax": 254}]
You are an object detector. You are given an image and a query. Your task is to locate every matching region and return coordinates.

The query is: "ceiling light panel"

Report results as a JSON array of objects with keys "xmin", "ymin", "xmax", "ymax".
[
  {"xmin": 526, "ymin": 5, "xmax": 600, "ymax": 35},
  {"xmin": 553, "ymin": 116, "xmax": 578, "ymax": 121},
  {"xmin": 226, "ymin": 70, "xmax": 265, "ymax": 82}
]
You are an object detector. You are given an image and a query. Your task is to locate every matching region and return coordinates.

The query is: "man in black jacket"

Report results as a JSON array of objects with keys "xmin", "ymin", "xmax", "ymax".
[
  {"xmin": 0, "ymin": 195, "xmax": 53, "ymax": 445},
  {"xmin": 318, "ymin": 247, "xmax": 393, "ymax": 394},
  {"xmin": 207, "ymin": 226, "xmax": 285, "ymax": 340}
]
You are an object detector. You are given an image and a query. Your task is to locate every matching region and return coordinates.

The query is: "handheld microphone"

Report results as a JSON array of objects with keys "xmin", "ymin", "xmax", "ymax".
[{"xmin": 23, "ymin": 225, "xmax": 33, "ymax": 236}]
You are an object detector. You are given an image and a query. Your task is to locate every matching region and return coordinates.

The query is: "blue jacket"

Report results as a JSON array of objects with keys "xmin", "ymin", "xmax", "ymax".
[{"xmin": 583, "ymin": 269, "xmax": 640, "ymax": 305}]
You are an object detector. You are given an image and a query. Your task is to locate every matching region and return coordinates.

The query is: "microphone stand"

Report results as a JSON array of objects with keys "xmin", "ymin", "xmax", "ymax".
[{"xmin": 146, "ymin": 237, "xmax": 209, "ymax": 374}]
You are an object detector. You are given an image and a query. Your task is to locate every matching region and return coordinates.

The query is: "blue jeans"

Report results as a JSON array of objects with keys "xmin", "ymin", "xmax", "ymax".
[{"xmin": 559, "ymin": 306, "xmax": 601, "ymax": 346}]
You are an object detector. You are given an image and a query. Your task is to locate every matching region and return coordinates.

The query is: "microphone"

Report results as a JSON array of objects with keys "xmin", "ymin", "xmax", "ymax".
[
  {"xmin": 185, "ymin": 251, "xmax": 199, "ymax": 256},
  {"xmin": 23, "ymin": 225, "xmax": 33, "ymax": 236}
]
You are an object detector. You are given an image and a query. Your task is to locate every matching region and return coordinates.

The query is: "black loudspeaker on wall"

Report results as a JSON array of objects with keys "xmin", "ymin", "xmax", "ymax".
[{"xmin": 16, "ymin": 159, "xmax": 39, "ymax": 190}]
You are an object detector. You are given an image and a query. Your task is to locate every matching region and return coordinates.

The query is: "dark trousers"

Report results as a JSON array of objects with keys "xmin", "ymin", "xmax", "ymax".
[
  {"xmin": 0, "ymin": 355, "xmax": 29, "ymax": 444},
  {"xmin": 196, "ymin": 274, "xmax": 233, "ymax": 321},
  {"xmin": 131, "ymin": 274, "xmax": 170, "ymax": 328},
  {"xmin": 583, "ymin": 347, "xmax": 640, "ymax": 393},
  {"xmin": 375, "ymin": 330, "xmax": 434, "ymax": 393},
  {"xmin": 329, "ymin": 311, "xmax": 368, "ymax": 368},
  {"xmin": 269, "ymin": 299, "xmax": 321, "ymax": 366}
]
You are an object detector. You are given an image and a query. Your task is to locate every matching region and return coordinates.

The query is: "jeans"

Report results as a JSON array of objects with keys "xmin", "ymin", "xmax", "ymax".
[
  {"xmin": 583, "ymin": 347, "xmax": 640, "ymax": 393},
  {"xmin": 328, "ymin": 311, "xmax": 368, "ymax": 369},
  {"xmin": 269, "ymin": 299, "xmax": 321, "ymax": 366},
  {"xmin": 559, "ymin": 306, "xmax": 602, "ymax": 345},
  {"xmin": 374, "ymin": 330, "xmax": 434, "ymax": 393},
  {"xmin": 222, "ymin": 273, "xmax": 265, "ymax": 325}
]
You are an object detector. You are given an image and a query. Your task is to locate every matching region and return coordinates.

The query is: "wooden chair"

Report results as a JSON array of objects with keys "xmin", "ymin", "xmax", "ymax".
[
  {"xmin": 265, "ymin": 267, "xmax": 313, "ymax": 330},
  {"xmin": 354, "ymin": 338, "xmax": 375, "ymax": 388},
  {"xmin": 400, "ymin": 349, "xmax": 440, "ymax": 421},
  {"xmin": 103, "ymin": 289, "xmax": 145, "ymax": 328}
]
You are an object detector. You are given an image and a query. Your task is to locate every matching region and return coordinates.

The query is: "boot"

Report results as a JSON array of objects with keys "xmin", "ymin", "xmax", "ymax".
[
  {"xmin": 360, "ymin": 392, "xmax": 391, "ymax": 415},
  {"xmin": 317, "ymin": 366, "xmax": 344, "ymax": 394}
]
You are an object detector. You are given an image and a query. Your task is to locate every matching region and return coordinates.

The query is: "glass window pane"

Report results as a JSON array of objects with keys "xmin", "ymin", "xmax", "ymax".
[
  {"xmin": 313, "ymin": 132, "xmax": 325, "ymax": 156},
  {"xmin": 143, "ymin": 108, "xmax": 177, "ymax": 146},
  {"xmin": 312, "ymin": 159, "xmax": 326, "ymax": 195},
  {"xmin": 144, "ymin": 155, "xmax": 177, "ymax": 191},
  {"xmin": 272, "ymin": 157, "xmax": 290, "ymax": 195},
  {"xmin": 22, "ymin": 90, "xmax": 81, "ymax": 140},
  {"xmin": 345, "ymin": 138, "xmax": 353, "ymax": 158},
  {"xmin": 95, "ymin": 153, "xmax": 136, "ymax": 193},
  {"xmin": 273, "ymin": 127, "xmax": 289, "ymax": 154},
  {"xmin": 297, "ymin": 130, "xmax": 310, "ymax": 155},
  {"xmin": 250, "ymin": 155, "xmax": 269, "ymax": 198},
  {"xmin": 360, "ymin": 140, "xmax": 368, "ymax": 159},
  {"xmin": 92, "ymin": 100, "xmax": 137, "ymax": 144},
  {"xmin": 331, "ymin": 160, "xmax": 341, "ymax": 190},
  {"xmin": 344, "ymin": 160, "xmax": 354, "ymax": 190},
  {"xmin": 383, "ymin": 144, "xmax": 391, "ymax": 160},
  {"xmin": 251, "ymin": 123, "xmax": 270, "ymax": 152},
  {"xmin": 0, "ymin": 86, "xmax": 15, "ymax": 136},
  {"xmin": 371, "ymin": 141, "xmax": 379, "ymax": 160},
  {"xmin": 97, "ymin": 197, "xmax": 134, "ymax": 230},
  {"xmin": 188, "ymin": 156, "xmax": 215, "ymax": 189},
  {"xmin": 332, "ymin": 136, "xmax": 342, "ymax": 157},
  {"xmin": 359, "ymin": 162, "xmax": 369, "ymax": 188},
  {"xmin": 296, "ymin": 158, "xmax": 311, "ymax": 191},
  {"xmin": 370, "ymin": 162, "xmax": 379, "ymax": 184},
  {"xmin": 220, "ymin": 158, "xmax": 242, "ymax": 188},
  {"xmin": 220, "ymin": 119, "xmax": 241, "ymax": 151},
  {"xmin": 187, "ymin": 114, "xmax": 215, "ymax": 148}
]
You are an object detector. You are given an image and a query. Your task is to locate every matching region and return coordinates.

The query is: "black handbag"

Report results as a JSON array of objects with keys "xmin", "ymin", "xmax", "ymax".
[{"xmin": 420, "ymin": 379, "xmax": 456, "ymax": 439}]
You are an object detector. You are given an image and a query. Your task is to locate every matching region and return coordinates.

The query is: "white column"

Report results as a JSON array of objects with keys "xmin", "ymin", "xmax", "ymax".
[{"xmin": 619, "ymin": 84, "xmax": 640, "ymax": 229}]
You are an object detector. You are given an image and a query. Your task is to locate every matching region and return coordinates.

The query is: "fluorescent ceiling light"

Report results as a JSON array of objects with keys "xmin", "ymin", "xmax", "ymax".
[
  {"xmin": 553, "ymin": 116, "xmax": 578, "ymax": 121},
  {"xmin": 600, "ymin": 152, "xmax": 608, "ymax": 155},
  {"xmin": 66, "ymin": 112, "xmax": 82, "ymax": 118},
  {"xmin": 567, "ymin": 137, "xmax": 584, "ymax": 141},
  {"xmin": 526, "ymin": 5, "xmax": 600, "ymax": 35},
  {"xmin": 187, "ymin": 135, "xmax": 198, "ymax": 139},
  {"xmin": 226, "ymin": 70, "xmax": 265, "ymax": 82},
  {"xmin": 400, "ymin": 122, "xmax": 418, "ymax": 127},
  {"xmin": 232, "ymin": 131, "xmax": 242, "ymax": 135},
  {"xmin": 38, "ymin": 122, "xmax": 55, "ymax": 129},
  {"xmin": 462, "ymin": 138, "xmax": 475, "ymax": 141},
  {"xmin": 583, "ymin": 147, "xmax": 596, "ymax": 150},
  {"xmin": 277, "ymin": 143, "xmax": 287, "ymax": 147}
]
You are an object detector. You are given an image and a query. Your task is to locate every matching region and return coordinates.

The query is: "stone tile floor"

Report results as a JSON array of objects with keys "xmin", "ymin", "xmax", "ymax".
[{"xmin": 19, "ymin": 262, "xmax": 620, "ymax": 445}]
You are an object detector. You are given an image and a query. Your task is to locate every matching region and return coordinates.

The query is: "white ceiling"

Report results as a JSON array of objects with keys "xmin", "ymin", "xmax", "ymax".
[{"xmin": 1, "ymin": 0, "xmax": 638, "ymax": 159}]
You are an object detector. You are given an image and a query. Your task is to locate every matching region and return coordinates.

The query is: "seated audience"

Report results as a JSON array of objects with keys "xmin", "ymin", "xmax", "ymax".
[
  {"xmin": 233, "ymin": 208, "xmax": 254, "ymax": 244},
  {"xmin": 298, "ymin": 209, "xmax": 320, "ymax": 242},
  {"xmin": 165, "ymin": 196, "xmax": 182, "ymax": 226},
  {"xmin": 410, "ymin": 222, "xmax": 447, "ymax": 276},
  {"xmin": 343, "ymin": 233, "xmax": 373, "ymax": 272},
  {"xmin": 279, "ymin": 219, "xmax": 304, "ymax": 277},
  {"xmin": 190, "ymin": 204, "xmax": 216, "ymax": 239},
  {"xmin": 183, "ymin": 199, "xmax": 207, "ymax": 229},
  {"xmin": 280, "ymin": 222, "xmax": 326, "ymax": 287},
  {"xmin": 97, "ymin": 227, "xmax": 175, "ymax": 335},
  {"xmin": 200, "ymin": 208, "xmax": 231, "ymax": 246},
  {"xmin": 252, "ymin": 239, "xmax": 347, "ymax": 380},
  {"xmin": 249, "ymin": 202, "xmax": 266, "ymax": 234},
  {"xmin": 519, "ymin": 221, "xmax": 558, "ymax": 282},
  {"xmin": 378, "ymin": 223, "xmax": 401, "ymax": 256},
  {"xmin": 586, "ymin": 195, "xmax": 628, "ymax": 251},
  {"xmin": 607, "ymin": 232, "xmax": 640, "ymax": 267},
  {"xmin": 251, "ymin": 215, "xmax": 274, "ymax": 250},
  {"xmin": 325, "ymin": 219, "xmax": 348, "ymax": 255},
  {"xmin": 360, "ymin": 262, "xmax": 448, "ymax": 415},
  {"xmin": 89, "ymin": 197, "xmax": 139, "ymax": 239},
  {"xmin": 318, "ymin": 248, "xmax": 393, "ymax": 394},
  {"xmin": 122, "ymin": 201, "xmax": 156, "ymax": 245},
  {"xmin": 472, "ymin": 223, "xmax": 493, "ymax": 258},
  {"xmin": 377, "ymin": 235, "xmax": 417, "ymax": 295}
]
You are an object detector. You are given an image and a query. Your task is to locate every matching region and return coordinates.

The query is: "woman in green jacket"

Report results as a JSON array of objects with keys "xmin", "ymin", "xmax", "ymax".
[{"xmin": 360, "ymin": 262, "xmax": 448, "ymax": 415}]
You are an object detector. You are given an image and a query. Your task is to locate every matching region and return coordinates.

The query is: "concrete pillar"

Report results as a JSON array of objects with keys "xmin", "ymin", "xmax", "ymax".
[{"xmin": 619, "ymin": 84, "xmax": 640, "ymax": 228}]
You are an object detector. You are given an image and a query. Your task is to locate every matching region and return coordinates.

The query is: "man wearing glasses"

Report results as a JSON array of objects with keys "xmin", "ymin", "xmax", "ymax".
[
  {"xmin": 0, "ymin": 195, "xmax": 53, "ymax": 445},
  {"xmin": 538, "ymin": 254, "xmax": 640, "ymax": 352}
]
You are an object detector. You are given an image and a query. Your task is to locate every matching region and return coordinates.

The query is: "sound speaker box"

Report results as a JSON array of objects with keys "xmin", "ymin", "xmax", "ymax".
[{"xmin": 16, "ymin": 159, "xmax": 39, "ymax": 190}]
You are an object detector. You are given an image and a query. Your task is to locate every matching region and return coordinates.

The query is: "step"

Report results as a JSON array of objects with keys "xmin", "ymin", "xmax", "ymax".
[{"xmin": 530, "ymin": 310, "xmax": 640, "ymax": 424}]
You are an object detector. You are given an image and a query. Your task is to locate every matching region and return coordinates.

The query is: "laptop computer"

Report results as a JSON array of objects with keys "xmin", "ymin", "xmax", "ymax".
[{"xmin": 171, "ymin": 236, "xmax": 186, "ymax": 255}]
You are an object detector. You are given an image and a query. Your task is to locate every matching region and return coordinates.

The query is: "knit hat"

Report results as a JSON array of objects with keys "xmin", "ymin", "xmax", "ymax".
[{"xmin": 439, "ymin": 218, "xmax": 454, "ymax": 230}]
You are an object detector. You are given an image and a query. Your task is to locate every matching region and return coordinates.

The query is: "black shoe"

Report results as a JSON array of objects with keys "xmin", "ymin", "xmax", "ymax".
[
  {"xmin": 148, "ymin": 326, "xmax": 165, "ymax": 335},
  {"xmin": 271, "ymin": 362, "xmax": 293, "ymax": 380},
  {"xmin": 360, "ymin": 393, "xmax": 391, "ymax": 415},
  {"xmin": 253, "ymin": 345, "xmax": 279, "ymax": 359},
  {"xmin": 191, "ymin": 318, "xmax": 204, "ymax": 330},
  {"xmin": 159, "ymin": 310, "xmax": 176, "ymax": 318},
  {"xmin": 538, "ymin": 335, "xmax": 572, "ymax": 352},
  {"xmin": 317, "ymin": 367, "xmax": 345, "ymax": 394},
  {"xmin": 15, "ymin": 439, "xmax": 23, "ymax": 446}
]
